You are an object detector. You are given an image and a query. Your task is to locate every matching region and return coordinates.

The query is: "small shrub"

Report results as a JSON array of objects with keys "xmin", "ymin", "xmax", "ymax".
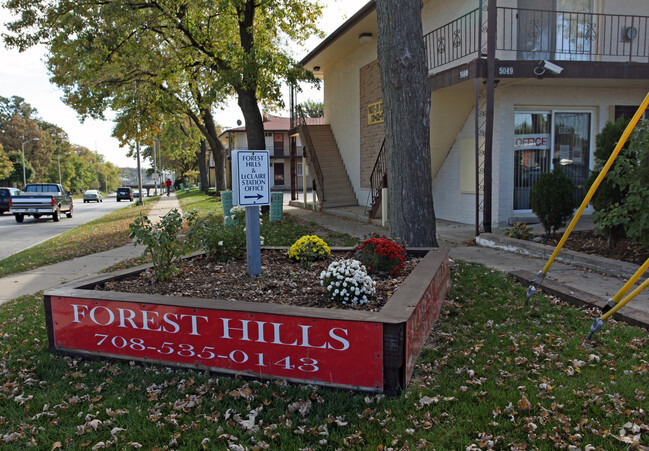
[
  {"xmin": 288, "ymin": 235, "xmax": 331, "ymax": 263},
  {"xmin": 502, "ymin": 222, "xmax": 534, "ymax": 240},
  {"xmin": 186, "ymin": 212, "xmax": 247, "ymax": 262},
  {"xmin": 355, "ymin": 237, "xmax": 405, "ymax": 276},
  {"xmin": 320, "ymin": 259, "xmax": 376, "ymax": 305},
  {"xmin": 530, "ymin": 167, "xmax": 575, "ymax": 237},
  {"xmin": 229, "ymin": 205, "xmax": 246, "ymax": 225},
  {"xmin": 128, "ymin": 209, "xmax": 189, "ymax": 282}
]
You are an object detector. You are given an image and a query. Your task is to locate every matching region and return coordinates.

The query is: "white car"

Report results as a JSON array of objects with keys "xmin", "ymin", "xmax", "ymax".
[{"xmin": 83, "ymin": 190, "xmax": 103, "ymax": 203}]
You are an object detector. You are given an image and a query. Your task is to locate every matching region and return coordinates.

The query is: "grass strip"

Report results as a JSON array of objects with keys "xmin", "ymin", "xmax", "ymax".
[
  {"xmin": 0, "ymin": 198, "xmax": 156, "ymax": 278},
  {"xmin": 1, "ymin": 262, "xmax": 647, "ymax": 448}
]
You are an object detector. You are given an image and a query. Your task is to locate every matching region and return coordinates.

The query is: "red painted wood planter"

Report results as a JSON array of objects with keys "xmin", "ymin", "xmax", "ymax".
[{"xmin": 44, "ymin": 248, "xmax": 450, "ymax": 394}]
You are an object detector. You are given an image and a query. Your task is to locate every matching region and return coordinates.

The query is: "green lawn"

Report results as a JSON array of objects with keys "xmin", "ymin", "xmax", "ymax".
[
  {"xmin": 176, "ymin": 189, "xmax": 358, "ymax": 247},
  {"xmin": 1, "ymin": 261, "xmax": 647, "ymax": 449},
  {"xmin": 0, "ymin": 198, "xmax": 156, "ymax": 278}
]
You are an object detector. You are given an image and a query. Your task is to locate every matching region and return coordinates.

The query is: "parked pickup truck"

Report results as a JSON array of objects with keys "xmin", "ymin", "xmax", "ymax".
[{"xmin": 10, "ymin": 183, "xmax": 73, "ymax": 223}]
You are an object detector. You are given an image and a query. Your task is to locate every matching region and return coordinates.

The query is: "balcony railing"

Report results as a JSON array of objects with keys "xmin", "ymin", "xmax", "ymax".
[{"xmin": 424, "ymin": 6, "xmax": 649, "ymax": 72}]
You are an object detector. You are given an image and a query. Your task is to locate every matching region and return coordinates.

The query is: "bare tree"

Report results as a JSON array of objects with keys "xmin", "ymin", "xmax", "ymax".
[{"xmin": 376, "ymin": 0, "xmax": 438, "ymax": 247}]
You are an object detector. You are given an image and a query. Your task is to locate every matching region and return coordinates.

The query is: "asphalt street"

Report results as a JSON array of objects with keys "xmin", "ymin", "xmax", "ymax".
[{"xmin": 0, "ymin": 197, "xmax": 134, "ymax": 260}]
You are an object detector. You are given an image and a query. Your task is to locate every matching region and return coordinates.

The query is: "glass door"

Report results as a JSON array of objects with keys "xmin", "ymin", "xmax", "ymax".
[
  {"xmin": 513, "ymin": 110, "xmax": 591, "ymax": 211},
  {"xmin": 553, "ymin": 112, "xmax": 591, "ymax": 203}
]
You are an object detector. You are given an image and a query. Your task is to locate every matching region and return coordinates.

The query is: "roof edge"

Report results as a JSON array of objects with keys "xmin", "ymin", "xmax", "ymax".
[{"xmin": 300, "ymin": 0, "xmax": 376, "ymax": 67}]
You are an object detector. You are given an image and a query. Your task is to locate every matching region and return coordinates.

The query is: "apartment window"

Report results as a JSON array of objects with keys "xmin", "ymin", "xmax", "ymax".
[
  {"xmin": 615, "ymin": 105, "xmax": 649, "ymax": 121},
  {"xmin": 297, "ymin": 163, "xmax": 310, "ymax": 177}
]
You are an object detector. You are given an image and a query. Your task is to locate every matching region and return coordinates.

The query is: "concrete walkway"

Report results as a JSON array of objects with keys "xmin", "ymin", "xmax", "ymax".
[
  {"xmin": 0, "ymin": 193, "xmax": 182, "ymax": 304},
  {"xmin": 284, "ymin": 200, "xmax": 649, "ymax": 323},
  {"xmin": 1, "ymin": 192, "xmax": 647, "ymax": 329}
]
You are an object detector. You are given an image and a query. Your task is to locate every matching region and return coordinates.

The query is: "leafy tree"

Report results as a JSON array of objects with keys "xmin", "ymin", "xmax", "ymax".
[
  {"xmin": 2, "ymin": 151, "xmax": 34, "ymax": 186},
  {"xmin": 4, "ymin": 0, "xmax": 323, "ymax": 190},
  {"xmin": 530, "ymin": 167, "xmax": 575, "ymax": 237},
  {"xmin": 588, "ymin": 119, "xmax": 649, "ymax": 249},
  {"xmin": 0, "ymin": 144, "xmax": 14, "ymax": 180},
  {"xmin": 376, "ymin": 0, "xmax": 437, "ymax": 247},
  {"xmin": 300, "ymin": 99, "xmax": 324, "ymax": 118}
]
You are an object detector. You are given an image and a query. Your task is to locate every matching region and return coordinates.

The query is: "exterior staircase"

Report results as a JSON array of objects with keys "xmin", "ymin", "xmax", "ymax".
[{"xmin": 298, "ymin": 124, "xmax": 358, "ymax": 208}]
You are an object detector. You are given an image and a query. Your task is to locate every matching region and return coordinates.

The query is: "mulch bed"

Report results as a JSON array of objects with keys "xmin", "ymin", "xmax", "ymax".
[
  {"xmin": 101, "ymin": 250, "xmax": 420, "ymax": 312},
  {"xmin": 542, "ymin": 231, "xmax": 649, "ymax": 266}
]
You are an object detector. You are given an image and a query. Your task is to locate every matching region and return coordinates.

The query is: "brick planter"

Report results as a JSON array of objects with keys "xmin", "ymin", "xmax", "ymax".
[{"xmin": 44, "ymin": 248, "xmax": 450, "ymax": 395}]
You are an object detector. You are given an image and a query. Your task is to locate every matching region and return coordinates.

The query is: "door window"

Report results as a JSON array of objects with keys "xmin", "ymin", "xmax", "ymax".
[{"xmin": 274, "ymin": 163, "xmax": 285, "ymax": 185}]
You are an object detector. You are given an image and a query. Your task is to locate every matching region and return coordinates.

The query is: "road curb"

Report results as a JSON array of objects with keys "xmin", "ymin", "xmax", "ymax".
[
  {"xmin": 510, "ymin": 269, "xmax": 649, "ymax": 330},
  {"xmin": 477, "ymin": 233, "xmax": 642, "ymax": 281}
]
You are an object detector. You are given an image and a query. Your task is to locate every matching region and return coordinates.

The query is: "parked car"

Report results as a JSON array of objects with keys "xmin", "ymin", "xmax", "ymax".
[
  {"xmin": 116, "ymin": 187, "xmax": 133, "ymax": 202},
  {"xmin": 0, "ymin": 187, "xmax": 20, "ymax": 215},
  {"xmin": 10, "ymin": 183, "xmax": 73, "ymax": 223},
  {"xmin": 83, "ymin": 189, "xmax": 103, "ymax": 203},
  {"xmin": 0, "ymin": 187, "xmax": 21, "ymax": 214},
  {"xmin": 133, "ymin": 190, "xmax": 140, "ymax": 199}
]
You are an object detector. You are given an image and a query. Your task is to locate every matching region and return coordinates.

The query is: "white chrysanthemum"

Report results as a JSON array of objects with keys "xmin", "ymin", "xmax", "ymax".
[{"xmin": 319, "ymin": 258, "xmax": 375, "ymax": 305}]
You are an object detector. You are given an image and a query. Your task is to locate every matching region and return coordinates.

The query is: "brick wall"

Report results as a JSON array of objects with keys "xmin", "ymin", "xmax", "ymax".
[{"xmin": 360, "ymin": 60, "xmax": 385, "ymax": 189}]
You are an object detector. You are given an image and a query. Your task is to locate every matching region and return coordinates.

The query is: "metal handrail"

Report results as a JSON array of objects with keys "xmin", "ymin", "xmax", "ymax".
[
  {"xmin": 424, "ymin": 6, "xmax": 649, "ymax": 71},
  {"xmin": 295, "ymin": 106, "xmax": 325, "ymax": 203},
  {"xmin": 368, "ymin": 138, "xmax": 387, "ymax": 218}
]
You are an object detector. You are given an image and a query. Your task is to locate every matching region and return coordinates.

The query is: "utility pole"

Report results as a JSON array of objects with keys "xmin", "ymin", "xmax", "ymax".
[{"xmin": 136, "ymin": 140, "xmax": 144, "ymax": 206}]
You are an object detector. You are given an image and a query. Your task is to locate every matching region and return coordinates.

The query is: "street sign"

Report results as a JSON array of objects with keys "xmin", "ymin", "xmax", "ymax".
[{"xmin": 232, "ymin": 150, "xmax": 270, "ymax": 206}]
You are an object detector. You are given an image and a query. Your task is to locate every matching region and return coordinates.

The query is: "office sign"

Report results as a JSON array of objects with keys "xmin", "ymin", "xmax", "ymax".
[{"xmin": 232, "ymin": 150, "xmax": 270, "ymax": 206}]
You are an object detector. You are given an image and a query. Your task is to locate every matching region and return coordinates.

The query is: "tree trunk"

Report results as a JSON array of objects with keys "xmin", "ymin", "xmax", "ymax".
[
  {"xmin": 376, "ymin": 0, "xmax": 438, "ymax": 247},
  {"xmin": 238, "ymin": 88, "xmax": 266, "ymax": 150},
  {"xmin": 201, "ymin": 109, "xmax": 226, "ymax": 190},
  {"xmin": 197, "ymin": 140, "xmax": 209, "ymax": 191},
  {"xmin": 187, "ymin": 108, "xmax": 227, "ymax": 190}
]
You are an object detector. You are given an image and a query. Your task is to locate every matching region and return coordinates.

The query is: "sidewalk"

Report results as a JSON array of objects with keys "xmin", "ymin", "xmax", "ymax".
[
  {"xmin": 0, "ymin": 193, "xmax": 182, "ymax": 305},
  {"xmin": 1, "ymin": 193, "xmax": 647, "ymax": 329}
]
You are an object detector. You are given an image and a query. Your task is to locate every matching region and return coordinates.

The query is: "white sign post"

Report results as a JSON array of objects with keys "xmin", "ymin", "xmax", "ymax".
[{"xmin": 232, "ymin": 150, "xmax": 270, "ymax": 275}]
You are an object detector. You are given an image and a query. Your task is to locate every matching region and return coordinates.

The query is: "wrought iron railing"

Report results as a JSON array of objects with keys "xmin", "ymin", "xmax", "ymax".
[
  {"xmin": 424, "ymin": 8, "xmax": 482, "ymax": 70},
  {"xmin": 368, "ymin": 138, "xmax": 387, "ymax": 219},
  {"xmin": 424, "ymin": 6, "xmax": 649, "ymax": 72},
  {"xmin": 295, "ymin": 106, "xmax": 325, "ymax": 204}
]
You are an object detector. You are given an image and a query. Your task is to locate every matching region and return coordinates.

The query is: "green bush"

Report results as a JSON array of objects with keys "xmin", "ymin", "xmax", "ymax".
[
  {"xmin": 128, "ymin": 209, "xmax": 189, "ymax": 281},
  {"xmin": 530, "ymin": 167, "xmax": 575, "ymax": 237},
  {"xmin": 587, "ymin": 119, "xmax": 649, "ymax": 249},
  {"xmin": 186, "ymin": 212, "xmax": 247, "ymax": 262}
]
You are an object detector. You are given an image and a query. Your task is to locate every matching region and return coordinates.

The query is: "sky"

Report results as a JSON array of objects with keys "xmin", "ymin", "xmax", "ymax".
[{"xmin": 0, "ymin": 1, "xmax": 367, "ymax": 168}]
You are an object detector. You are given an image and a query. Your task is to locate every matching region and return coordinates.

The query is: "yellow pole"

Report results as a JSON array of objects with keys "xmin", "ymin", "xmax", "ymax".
[
  {"xmin": 608, "ymin": 257, "xmax": 649, "ymax": 306},
  {"xmin": 540, "ymin": 92, "xmax": 649, "ymax": 276},
  {"xmin": 601, "ymin": 277, "xmax": 649, "ymax": 321}
]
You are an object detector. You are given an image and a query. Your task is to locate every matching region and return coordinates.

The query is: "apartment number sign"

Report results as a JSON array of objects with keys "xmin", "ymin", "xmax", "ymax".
[{"xmin": 368, "ymin": 101, "xmax": 384, "ymax": 125}]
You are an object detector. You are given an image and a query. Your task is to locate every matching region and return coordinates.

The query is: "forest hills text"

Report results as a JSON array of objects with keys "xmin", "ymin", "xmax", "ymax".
[{"xmin": 242, "ymin": 154, "xmax": 266, "ymax": 191}]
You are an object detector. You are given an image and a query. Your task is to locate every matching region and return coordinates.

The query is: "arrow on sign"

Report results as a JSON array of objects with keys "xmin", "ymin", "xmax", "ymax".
[{"xmin": 244, "ymin": 193, "xmax": 264, "ymax": 200}]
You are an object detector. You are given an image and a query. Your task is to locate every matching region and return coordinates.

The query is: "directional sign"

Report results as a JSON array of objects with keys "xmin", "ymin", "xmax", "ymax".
[{"xmin": 232, "ymin": 150, "xmax": 270, "ymax": 206}]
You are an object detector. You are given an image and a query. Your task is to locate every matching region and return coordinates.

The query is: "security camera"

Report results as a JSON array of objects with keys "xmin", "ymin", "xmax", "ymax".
[{"xmin": 541, "ymin": 60, "xmax": 564, "ymax": 75}]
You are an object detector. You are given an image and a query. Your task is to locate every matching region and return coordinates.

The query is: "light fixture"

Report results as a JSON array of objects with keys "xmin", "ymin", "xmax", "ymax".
[
  {"xmin": 358, "ymin": 32, "xmax": 373, "ymax": 43},
  {"xmin": 313, "ymin": 66, "xmax": 321, "ymax": 72}
]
